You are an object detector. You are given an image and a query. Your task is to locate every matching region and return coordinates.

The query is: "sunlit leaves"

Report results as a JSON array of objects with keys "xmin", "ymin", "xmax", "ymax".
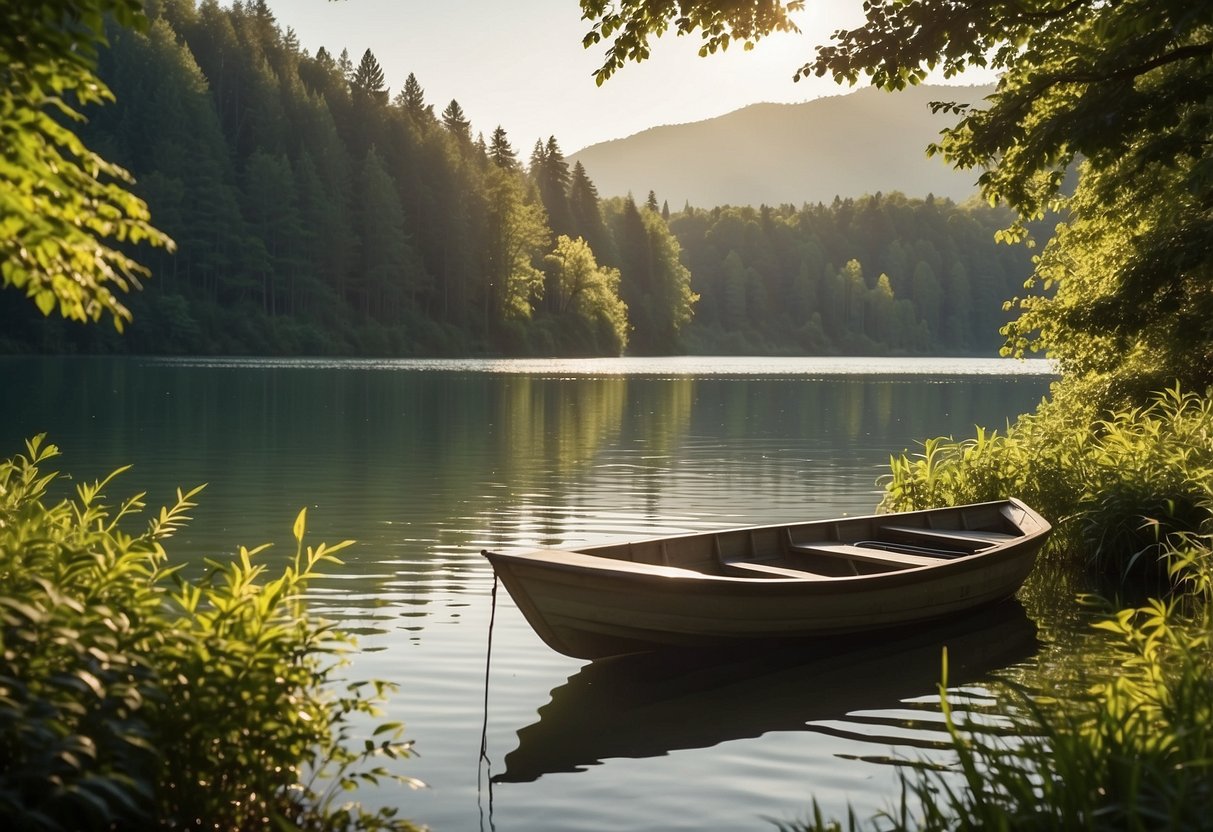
[
  {"xmin": 575, "ymin": 1, "xmax": 1213, "ymax": 397},
  {"xmin": 1, "ymin": 0, "xmax": 174, "ymax": 329},
  {"xmin": 881, "ymin": 387, "xmax": 1213, "ymax": 576},
  {"xmin": 579, "ymin": 0, "xmax": 804, "ymax": 85},
  {"xmin": 0, "ymin": 440, "xmax": 420, "ymax": 830},
  {"xmin": 482, "ymin": 166, "xmax": 550, "ymax": 321},
  {"xmin": 544, "ymin": 234, "xmax": 629, "ymax": 353}
]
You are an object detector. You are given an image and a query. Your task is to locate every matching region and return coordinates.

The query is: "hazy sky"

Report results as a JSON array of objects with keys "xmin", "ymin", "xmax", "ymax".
[{"xmin": 264, "ymin": 0, "xmax": 992, "ymax": 154}]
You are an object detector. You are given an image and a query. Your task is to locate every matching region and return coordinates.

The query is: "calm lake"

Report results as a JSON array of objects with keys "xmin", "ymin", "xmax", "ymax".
[{"xmin": 3, "ymin": 355, "xmax": 1060, "ymax": 831}]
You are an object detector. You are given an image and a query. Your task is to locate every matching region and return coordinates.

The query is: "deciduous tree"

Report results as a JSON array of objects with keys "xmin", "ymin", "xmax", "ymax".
[
  {"xmin": 544, "ymin": 235, "xmax": 629, "ymax": 353},
  {"xmin": 1, "ymin": 0, "xmax": 174, "ymax": 328}
]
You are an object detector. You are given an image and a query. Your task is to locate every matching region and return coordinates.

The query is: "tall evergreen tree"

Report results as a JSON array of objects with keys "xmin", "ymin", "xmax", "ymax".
[
  {"xmin": 488, "ymin": 126, "xmax": 517, "ymax": 170},
  {"xmin": 532, "ymin": 135, "xmax": 575, "ymax": 242},
  {"xmin": 351, "ymin": 48, "xmax": 388, "ymax": 104},
  {"xmin": 441, "ymin": 99, "xmax": 471, "ymax": 142},
  {"xmin": 394, "ymin": 72, "xmax": 433, "ymax": 125},
  {"xmin": 243, "ymin": 150, "xmax": 302, "ymax": 317},
  {"xmin": 481, "ymin": 166, "xmax": 548, "ymax": 330},
  {"xmin": 335, "ymin": 47, "xmax": 354, "ymax": 83},
  {"xmin": 568, "ymin": 160, "xmax": 616, "ymax": 266},
  {"xmin": 355, "ymin": 146, "xmax": 413, "ymax": 322}
]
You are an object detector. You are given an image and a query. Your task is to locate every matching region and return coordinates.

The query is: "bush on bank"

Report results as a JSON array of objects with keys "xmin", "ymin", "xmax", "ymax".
[
  {"xmin": 0, "ymin": 437, "xmax": 421, "ymax": 831},
  {"xmin": 880, "ymin": 385, "xmax": 1213, "ymax": 578}
]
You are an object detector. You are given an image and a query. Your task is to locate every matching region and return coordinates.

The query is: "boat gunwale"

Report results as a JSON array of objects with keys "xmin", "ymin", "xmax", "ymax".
[{"xmin": 483, "ymin": 498, "xmax": 1049, "ymax": 588}]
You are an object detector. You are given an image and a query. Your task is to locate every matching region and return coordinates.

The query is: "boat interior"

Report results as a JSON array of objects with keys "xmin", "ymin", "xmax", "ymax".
[{"xmin": 578, "ymin": 501, "xmax": 1027, "ymax": 579}]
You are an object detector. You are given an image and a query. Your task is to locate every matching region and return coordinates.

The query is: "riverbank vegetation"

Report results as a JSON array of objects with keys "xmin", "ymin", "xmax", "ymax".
[{"xmin": 0, "ymin": 437, "xmax": 421, "ymax": 830}]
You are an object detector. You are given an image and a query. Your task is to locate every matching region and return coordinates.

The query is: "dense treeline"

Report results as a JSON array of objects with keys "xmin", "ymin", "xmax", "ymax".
[
  {"xmin": 0, "ymin": 0, "xmax": 1036, "ymax": 358},
  {"xmin": 674, "ymin": 195, "xmax": 1036, "ymax": 355},
  {"xmin": 0, "ymin": 0, "xmax": 681, "ymax": 356}
]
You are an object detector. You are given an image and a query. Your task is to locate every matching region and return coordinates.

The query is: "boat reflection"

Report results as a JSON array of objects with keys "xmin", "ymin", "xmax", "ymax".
[{"xmin": 494, "ymin": 599, "xmax": 1037, "ymax": 783}]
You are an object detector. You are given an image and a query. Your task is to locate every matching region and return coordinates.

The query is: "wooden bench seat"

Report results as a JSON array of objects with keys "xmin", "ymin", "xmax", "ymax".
[
  {"xmin": 788, "ymin": 542, "xmax": 943, "ymax": 569},
  {"xmin": 878, "ymin": 525, "xmax": 1016, "ymax": 549},
  {"xmin": 722, "ymin": 559, "xmax": 826, "ymax": 579}
]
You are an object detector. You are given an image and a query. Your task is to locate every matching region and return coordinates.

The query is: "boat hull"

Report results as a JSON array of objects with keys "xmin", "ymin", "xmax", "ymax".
[{"xmin": 484, "ymin": 499, "xmax": 1050, "ymax": 659}]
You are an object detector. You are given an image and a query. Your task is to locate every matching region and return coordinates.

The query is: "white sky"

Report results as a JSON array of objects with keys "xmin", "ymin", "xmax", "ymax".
[{"xmin": 264, "ymin": 0, "xmax": 994, "ymax": 154}]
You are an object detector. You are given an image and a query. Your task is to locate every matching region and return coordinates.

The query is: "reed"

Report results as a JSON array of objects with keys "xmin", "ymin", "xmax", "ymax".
[{"xmin": 881, "ymin": 386, "xmax": 1213, "ymax": 578}]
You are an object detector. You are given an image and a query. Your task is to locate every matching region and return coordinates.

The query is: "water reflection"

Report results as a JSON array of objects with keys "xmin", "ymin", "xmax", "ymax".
[
  {"xmin": 2, "ymin": 356, "xmax": 1059, "ymax": 832},
  {"xmin": 493, "ymin": 600, "xmax": 1037, "ymax": 783}
]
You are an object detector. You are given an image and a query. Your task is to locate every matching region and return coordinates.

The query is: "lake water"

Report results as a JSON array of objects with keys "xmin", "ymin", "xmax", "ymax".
[{"xmin": 2, "ymin": 356, "xmax": 1058, "ymax": 831}]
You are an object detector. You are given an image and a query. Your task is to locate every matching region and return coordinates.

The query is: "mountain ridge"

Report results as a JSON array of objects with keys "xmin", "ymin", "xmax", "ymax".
[{"xmin": 569, "ymin": 83, "xmax": 997, "ymax": 208}]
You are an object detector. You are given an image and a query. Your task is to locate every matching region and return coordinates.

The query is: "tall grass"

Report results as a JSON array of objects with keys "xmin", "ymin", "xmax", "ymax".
[
  {"xmin": 0, "ymin": 437, "xmax": 421, "ymax": 830},
  {"xmin": 881, "ymin": 386, "xmax": 1213, "ymax": 577}
]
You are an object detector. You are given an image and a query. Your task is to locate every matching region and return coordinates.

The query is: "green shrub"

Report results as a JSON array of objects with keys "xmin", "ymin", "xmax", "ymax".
[
  {"xmin": 0, "ymin": 437, "xmax": 421, "ymax": 830},
  {"xmin": 880, "ymin": 386, "xmax": 1213, "ymax": 576}
]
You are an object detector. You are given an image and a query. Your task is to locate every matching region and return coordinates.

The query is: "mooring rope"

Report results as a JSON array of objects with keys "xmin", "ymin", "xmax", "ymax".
[{"xmin": 477, "ymin": 571, "xmax": 499, "ymax": 832}]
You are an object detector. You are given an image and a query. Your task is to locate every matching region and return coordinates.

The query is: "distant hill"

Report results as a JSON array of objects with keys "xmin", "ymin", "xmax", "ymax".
[{"xmin": 569, "ymin": 84, "xmax": 996, "ymax": 208}]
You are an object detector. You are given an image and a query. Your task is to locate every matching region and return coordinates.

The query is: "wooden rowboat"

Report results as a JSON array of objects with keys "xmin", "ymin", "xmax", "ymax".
[{"xmin": 482, "ymin": 498, "xmax": 1050, "ymax": 660}]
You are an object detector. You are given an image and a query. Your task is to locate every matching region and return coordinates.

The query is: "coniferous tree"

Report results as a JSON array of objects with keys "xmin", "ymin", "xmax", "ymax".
[
  {"xmin": 395, "ymin": 72, "xmax": 433, "ymax": 125},
  {"xmin": 481, "ymin": 167, "xmax": 548, "ymax": 330},
  {"xmin": 243, "ymin": 150, "xmax": 302, "ymax": 317},
  {"xmin": 488, "ymin": 126, "xmax": 517, "ymax": 170},
  {"xmin": 532, "ymin": 136, "xmax": 575, "ymax": 242},
  {"xmin": 568, "ymin": 161, "xmax": 616, "ymax": 266},
  {"xmin": 351, "ymin": 48, "xmax": 388, "ymax": 104},
  {"xmin": 335, "ymin": 47, "xmax": 354, "ymax": 85},
  {"xmin": 441, "ymin": 99, "xmax": 471, "ymax": 142},
  {"xmin": 355, "ymin": 146, "xmax": 412, "ymax": 323}
]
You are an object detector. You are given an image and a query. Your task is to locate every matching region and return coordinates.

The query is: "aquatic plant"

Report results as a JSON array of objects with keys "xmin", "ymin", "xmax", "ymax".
[{"xmin": 0, "ymin": 436, "xmax": 421, "ymax": 830}]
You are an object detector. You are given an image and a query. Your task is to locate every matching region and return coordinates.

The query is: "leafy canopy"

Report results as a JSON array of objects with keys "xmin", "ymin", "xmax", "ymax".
[
  {"xmin": 580, "ymin": 0, "xmax": 1213, "ymax": 224},
  {"xmin": 579, "ymin": 0, "xmax": 804, "ymax": 85},
  {"xmin": 1, "ymin": 0, "xmax": 174, "ymax": 329}
]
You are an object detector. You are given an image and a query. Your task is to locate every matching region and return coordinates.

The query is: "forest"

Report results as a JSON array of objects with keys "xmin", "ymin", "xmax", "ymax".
[{"xmin": 0, "ymin": 0, "xmax": 1036, "ymax": 358}]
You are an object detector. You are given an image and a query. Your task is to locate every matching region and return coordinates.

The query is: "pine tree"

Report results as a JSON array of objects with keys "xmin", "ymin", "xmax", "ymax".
[
  {"xmin": 489, "ymin": 126, "xmax": 517, "ymax": 169},
  {"xmin": 568, "ymin": 161, "xmax": 616, "ymax": 266},
  {"xmin": 356, "ymin": 146, "xmax": 412, "ymax": 322},
  {"xmin": 646, "ymin": 190, "xmax": 659, "ymax": 212},
  {"xmin": 441, "ymin": 99, "xmax": 470, "ymax": 142},
  {"xmin": 351, "ymin": 48, "xmax": 387, "ymax": 104},
  {"xmin": 336, "ymin": 47, "xmax": 354, "ymax": 83},
  {"xmin": 394, "ymin": 72, "xmax": 432, "ymax": 124},
  {"xmin": 482, "ymin": 167, "xmax": 548, "ymax": 329},
  {"xmin": 533, "ymin": 135, "xmax": 574, "ymax": 241}
]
